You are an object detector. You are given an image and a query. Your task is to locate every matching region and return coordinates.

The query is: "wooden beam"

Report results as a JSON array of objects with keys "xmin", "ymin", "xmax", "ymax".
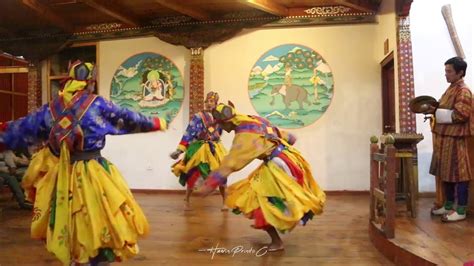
[
  {"xmin": 0, "ymin": 67, "xmax": 29, "ymax": 74},
  {"xmin": 49, "ymin": 0, "xmax": 80, "ymax": 6},
  {"xmin": 82, "ymin": 0, "xmax": 141, "ymax": 27},
  {"xmin": 0, "ymin": 90, "xmax": 28, "ymax": 96},
  {"xmin": 239, "ymin": 0, "xmax": 288, "ymax": 17},
  {"xmin": 21, "ymin": 0, "xmax": 74, "ymax": 32},
  {"xmin": 0, "ymin": 27, "xmax": 14, "ymax": 38},
  {"xmin": 335, "ymin": 0, "xmax": 378, "ymax": 13},
  {"xmin": 154, "ymin": 0, "xmax": 210, "ymax": 21}
]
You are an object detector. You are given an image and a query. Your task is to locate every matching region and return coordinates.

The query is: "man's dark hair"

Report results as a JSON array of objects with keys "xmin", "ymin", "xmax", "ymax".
[{"xmin": 445, "ymin": 57, "xmax": 467, "ymax": 77}]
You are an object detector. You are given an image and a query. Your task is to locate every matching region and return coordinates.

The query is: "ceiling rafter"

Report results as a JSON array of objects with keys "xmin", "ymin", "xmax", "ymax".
[
  {"xmin": 239, "ymin": 0, "xmax": 288, "ymax": 17},
  {"xmin": 21, "ymin": 0, "xmax": 74, "ymax": 32},
  {"xmin": 334, "ymin": 0, "xmax": 379, "ymax": 13},
  {"xmin": 154, "ymin": 0, "xmax": 210, "ymax": 21},
  {"xmin": 82, "ymin": 0, "xmax": 141, "ymax": 27}
]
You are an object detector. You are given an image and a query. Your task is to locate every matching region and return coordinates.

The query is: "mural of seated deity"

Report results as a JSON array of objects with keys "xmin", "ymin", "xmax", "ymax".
[
  {"xmin": 139, "ymin": 70, "xmax": 170, "ymax": 107},
  {"xmin": 110, "ymin": 52, "xmax": 183, "ymax": 120}
]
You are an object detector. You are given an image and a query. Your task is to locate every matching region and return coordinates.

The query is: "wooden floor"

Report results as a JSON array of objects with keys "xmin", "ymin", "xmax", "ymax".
[
  {"xmin": 0, "ymin": 193, "xmax": 392, "ymax": 265},
  {"xmin": 391, "ymin": 197, "xmax": 474, "ymax": 265}
]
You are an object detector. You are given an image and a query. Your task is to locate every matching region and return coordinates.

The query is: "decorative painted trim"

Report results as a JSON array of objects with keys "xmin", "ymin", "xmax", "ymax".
[
  {"xmin": 190, "ymin": 47, "xmax": 203, "ymax": 56},
  {"xmin": 397, "ymin": 16, "xmax": 416, "ymax": 133},
  {"xmin": 266, "ymin": 14, "xmax": 376, "ymax": 27},
  {"xmin": 70, "ymin": 12, "xmax": 376, "ymax": 39},
  {"xmin": 150, "ymin": 16, "xmax": 194, "ymax": 26},
  {"xmin": 85, "ymin": 23, "xmax": 123, "ymax": 31},
  {"xmin": 304, "ymin": 6, "xmax": 352, "ymax": 16},
  {"xmin": 0, "ymin": 9, "xmax": 376, "ymax": 43}
]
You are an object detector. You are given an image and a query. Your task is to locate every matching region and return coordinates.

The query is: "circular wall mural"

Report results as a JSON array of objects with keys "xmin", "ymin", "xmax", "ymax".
[
  {"xmin": 110, "ymin": 52, "xmax": 184, "ymax": 121},
  {"xmin": 248, "ymin": 44, "xmax": 334, "ymax": 128}
]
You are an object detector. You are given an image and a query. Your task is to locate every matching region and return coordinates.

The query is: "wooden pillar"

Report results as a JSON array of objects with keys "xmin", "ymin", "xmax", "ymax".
[
  {"xmin": 189, "ymin": 47, "xmax": 204, "ymax": 119},
  {"xmin": 27, "ymin": 62, "xmax": 41, "ymax": 112},
  {"xmin": 396, "ymin": 16, "xmax": 416, "ymax": 134},
  {"xmin": 396, "ymin": 16, "xmax": 420, "ymax": 199}
]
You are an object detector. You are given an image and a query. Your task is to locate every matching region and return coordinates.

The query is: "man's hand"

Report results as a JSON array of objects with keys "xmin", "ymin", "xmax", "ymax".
[
  {"xmin": 170, "ymin": 150, "xmax": 183, "ymax": 160},
  {"xmin": 116, "ymin": 118, "xmax": 125, "ymax": 129},
  {"xmin": 422, "ymin": 104, "xmax": 437, "ymax": 114}
]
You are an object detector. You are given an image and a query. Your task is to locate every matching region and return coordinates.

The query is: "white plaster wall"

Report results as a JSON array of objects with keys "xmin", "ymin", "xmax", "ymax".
[
  {"xmin": 204, "ymin": 24, "xmax": 382, "ymax": 190},
  {"xmin": 98, "ymin": 36, "xmax": 190, "ymax": 189}
]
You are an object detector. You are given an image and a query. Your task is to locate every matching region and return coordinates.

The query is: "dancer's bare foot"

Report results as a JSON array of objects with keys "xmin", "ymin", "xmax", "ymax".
[
  {"xmin": 264, "ymin": 242, "xmax": 284, "ymax": 252},
  {"xmin": 263, "ymin": 226, "xmax": 284, "ymax": 252},
  {"xmin": 184, "ymin": 199, "xmax": 192, "ymax": 211},
  {"xmin": 218, "ymin": 186, "xmax": 227, "ymax": 211}
]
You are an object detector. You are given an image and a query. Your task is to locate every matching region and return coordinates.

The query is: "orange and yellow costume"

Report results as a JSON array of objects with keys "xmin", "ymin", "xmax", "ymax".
[{"xmin": 204, "ymin": 103, "xmax": 325, "ymax": 232}]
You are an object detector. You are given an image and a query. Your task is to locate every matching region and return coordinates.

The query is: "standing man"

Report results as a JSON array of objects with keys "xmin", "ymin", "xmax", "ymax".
[{"xmin": 429, "ymin": 57, "xmax": 473, "ymax": 222}]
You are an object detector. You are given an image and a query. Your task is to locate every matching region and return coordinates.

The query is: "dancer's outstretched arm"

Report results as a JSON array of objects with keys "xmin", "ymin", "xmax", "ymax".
[
  {"xmin": 0, "ymin": 104, "xmax": 51, "ymax": 150},
  {"xmin": 97, "ymin": 96, "xmax": 168, "ymax": 135},
  {"xmin": 278, "ymin": 130, "xmax": 297, "ymax": 145},
  {"xmin": 171, "ymin": 113, "xmax": 203, "ymax": 159},
  {"xmin": 198, "ymin": 132, "xmax": 273, "ymax": 196}
]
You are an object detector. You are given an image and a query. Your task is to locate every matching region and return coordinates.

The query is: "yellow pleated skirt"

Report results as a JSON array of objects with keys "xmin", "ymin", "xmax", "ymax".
[
  {"xmin": 22, "ymin": 146, "xmax": 149, "ymax": 265},
  {"xmin": 171, "ymin": 141, "xmax": 226, "ymax": 179},
  {"xmin": 225, "ymin": 148, "xmax": 326, "ymax": 232}
]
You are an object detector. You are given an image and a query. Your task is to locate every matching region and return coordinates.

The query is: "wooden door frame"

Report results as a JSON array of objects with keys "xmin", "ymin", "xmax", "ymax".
[
  {"xmin": 381, "ymin": 51, "xmax": 395, "ymax": 133},
  {"xmin": 46, "ymin": 42, "xmax": 98, "ymax": 101}
]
